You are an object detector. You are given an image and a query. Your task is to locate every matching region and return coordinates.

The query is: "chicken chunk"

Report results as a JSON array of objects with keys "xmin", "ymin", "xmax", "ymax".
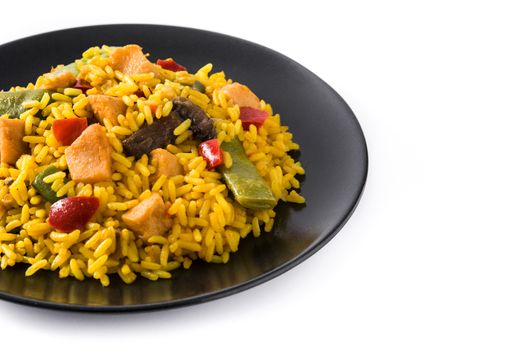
[
  {"xmin": 109, "ymin": 45, "xmax": 157, "ymax": 76},
  {"xmin": 220, "ymin": 83, "xmax": 260, "ymax": 109},
  {"xmin": 88, "ymin": 95, "xmax": 126, "ymax": 125},
  {"xmin": 36, "ymin": 69, "xmax": 76, "ymax": 90},
  {"xmin": 150, "ymin": 148, "xmax": 183, "ymax": 180},
  {"xmin": 122, "ymin": 193, "xmax": 172, "ymax": 240},
  {"xmin": 0, "ymin": 119, "xmax": 27, "ymax": 165},
  {"xmin": 65, "ymin": 124, "xmax": 112, "ymax": 183}
]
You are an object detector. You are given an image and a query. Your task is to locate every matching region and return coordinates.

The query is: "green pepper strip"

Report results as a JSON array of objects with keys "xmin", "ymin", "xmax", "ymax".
[
  {"xmin": 192, "ymin": 80, "xmax": 206, "ymax": 93},
  {"xmin": 219, "ymin": 137, "xmax": 277, "ymax": 210},
  {"xmin": 32, "ymin": 165, "xmax": 64, "ymax": 203},
  {"xmin": 0, "ymin": 89, "xmax": 47, "ymax": 118},
  {"xmin": 53, "ymin": 61, "xmax": 80, "ymax": 77}
]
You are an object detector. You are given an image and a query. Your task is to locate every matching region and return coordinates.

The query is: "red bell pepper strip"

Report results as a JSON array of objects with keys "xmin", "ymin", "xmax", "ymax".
[
  {"xmin": 156, "ymin": 58, "xmax": 187, "ymax": 72},
  {"xmin": 48, "ymin": 196, "xmax": 100, "ymax": 232},
  {"xmin": 198, "ymin": 139, "xmax": 224, "ymax": 169},
  {"xmin": 239, "ymin": 107, "xmax": 268, "ymax": 130},
  {"xmin": 52, "ymin": 118, "xmax": 88, "ymax": 146}
]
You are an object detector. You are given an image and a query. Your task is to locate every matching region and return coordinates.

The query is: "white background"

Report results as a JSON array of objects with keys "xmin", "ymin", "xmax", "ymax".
[{"xmin": 0, "ymin": 0, "xmax": 524, "ymax": 348}]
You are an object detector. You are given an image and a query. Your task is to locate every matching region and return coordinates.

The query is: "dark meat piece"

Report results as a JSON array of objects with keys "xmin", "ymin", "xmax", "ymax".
[
  {"xmin": 122, "ymin": 97, "xmax": 216, "ymax": 158},
  {"xmin": 172, "ymin": 97, "xmax": 216, "ymax": 141},
  {"xmin": 122, "ymin": 114, "xmax": 181, "ymax": 158}
]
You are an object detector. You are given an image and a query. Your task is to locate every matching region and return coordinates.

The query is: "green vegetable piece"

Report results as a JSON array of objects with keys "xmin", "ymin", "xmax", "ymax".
[
  {"xmin": 219, "ymin": 137, "xmax": 277, "ymax": 210},
  {"xmin": 54, "ymin": 53, "xmax": 109, "ymax": 77},
  {"xmin": 32, "ymin": 165, "xmax": 64, "ymax": 203},
  {"xmin": 0, "ymin": 89, "xmax": 46, "ymax": 118},
  {"xmin": 54, "ymin": 61, "xmax": 80, "ymax": 77},
  {"xmin": 192, "ymin": 80, "xmax": 206, "ymax": 93}
]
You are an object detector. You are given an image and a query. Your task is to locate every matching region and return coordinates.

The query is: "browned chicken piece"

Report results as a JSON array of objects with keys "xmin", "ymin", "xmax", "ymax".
[
  {"xmin": 0, "ymin": 119, "xmax": 27, "ymax": 165},
  {"xmin": 36, "ymin": 69, "xmax": 76, "ymax": 90},
  {"xmin": 109, "ymin": 45, "xmax": 158, "ymax": 76},
  {"xmin": 65, "ymin": 124, "xmax": 112, "ymax": 183},
  {"xmin": 122, "ymin": 193, "xmax": 172, "ymax": 240},
  {"xmin": 150, "ymin": 148, "xmax": 183, "ymax": 180},
  {"xmin": 220, "ymin": 83, "xmax": 260, "ymax": 109},
  {"xmin": 88, "ymin": 95, "xmax": 126, "ymax": 125}
]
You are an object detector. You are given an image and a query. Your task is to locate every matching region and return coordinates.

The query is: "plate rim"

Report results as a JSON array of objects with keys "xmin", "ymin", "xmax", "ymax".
[{"xmin": 0, "ymin": 23, "xmax": 368, "ymax": 312}]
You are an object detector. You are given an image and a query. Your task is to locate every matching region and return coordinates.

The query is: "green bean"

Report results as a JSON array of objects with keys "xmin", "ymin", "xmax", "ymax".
[
  {"xmin": 32, "ymin": 165, "xmax": 64, "ymax": 203},
  {"xmin": 219, "ymin": 137, "xmax": 276, "ymax": 210}
]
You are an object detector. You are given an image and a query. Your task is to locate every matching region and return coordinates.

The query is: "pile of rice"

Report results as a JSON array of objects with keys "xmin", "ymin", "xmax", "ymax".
[{"xmin": 0, "ymin": 45, "xmax": 305, "ymax": 286}]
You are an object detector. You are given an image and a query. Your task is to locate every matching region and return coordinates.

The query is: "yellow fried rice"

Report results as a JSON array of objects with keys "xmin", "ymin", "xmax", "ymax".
[{"xmin": 0, "ymin": 44, "xmax": 305, "ymax": 286}]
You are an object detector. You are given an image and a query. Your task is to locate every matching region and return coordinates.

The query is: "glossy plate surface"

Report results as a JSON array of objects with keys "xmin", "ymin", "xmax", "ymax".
[{"xmin": 0, "ymin": 24, "xmax": 368, "ymax": 311}]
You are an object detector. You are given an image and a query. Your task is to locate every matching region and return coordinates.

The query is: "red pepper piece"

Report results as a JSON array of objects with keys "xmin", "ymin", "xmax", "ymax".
[
  {"xmin": 52, "ymin": 118, "xmax": 88, "ymax": 146},
  {"xmin": 48, "ymin": 196, "xmax": 100, "ymax": 232},
  {"xmin": 150, "ymin": 105, "xmax": 158, "ymax": 114},
  {"xmin": 239, "ymin": 107, "xmax": 268, "ymax": 130},
  {"xmin": 73, "ymin": 79, "xmax": 92, "ymax": 93},
  {"xmin": 198, "ymin": 139, "xmax": 224, "ymax": 169},
  {"xmin": 156, "ymin": 58, "xmax": 187, "ymax": 72}
]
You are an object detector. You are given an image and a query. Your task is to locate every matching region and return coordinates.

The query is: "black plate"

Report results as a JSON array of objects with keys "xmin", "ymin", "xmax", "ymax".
[{"xmin": 0, "ymin": 24, "xmax": 368, "ymax": 312}]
